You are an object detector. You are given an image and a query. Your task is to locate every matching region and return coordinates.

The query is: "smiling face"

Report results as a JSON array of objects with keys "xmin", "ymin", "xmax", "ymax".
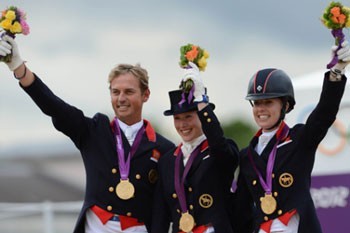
[
  {"xmin": 110, "ymin": 73, "xmax": 150, "ymax": 125},
  {"xmin": 252, "ymin": 98, "xmax": 285, "ymax": 132},
  {"xmin": 173, "ymin": 111, "xmax": 203, "ymax": 142}
]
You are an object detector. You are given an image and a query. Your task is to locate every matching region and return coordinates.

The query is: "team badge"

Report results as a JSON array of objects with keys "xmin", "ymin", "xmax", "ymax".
[
  {"xmin": 199, "ymin": 194, "xmax": 213, "ymax": 208},
  {"xmin": 279, "ymin": 173, "xmax": 294, "ymax": 188},
  {"xmin": 148, "ymin": 169, "xmax": 158, "ymax": 184}
]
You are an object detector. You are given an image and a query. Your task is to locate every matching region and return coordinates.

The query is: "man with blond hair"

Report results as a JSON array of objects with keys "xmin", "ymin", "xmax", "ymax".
[{"xmin": 0, "ymin": 35, "xmax": 174, "ymax": 233}]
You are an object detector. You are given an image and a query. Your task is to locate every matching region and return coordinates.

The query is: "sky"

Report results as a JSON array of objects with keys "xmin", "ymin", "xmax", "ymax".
[{"xmin": 0, "ymin": 0, "xmax": 349, "ymax": 157}]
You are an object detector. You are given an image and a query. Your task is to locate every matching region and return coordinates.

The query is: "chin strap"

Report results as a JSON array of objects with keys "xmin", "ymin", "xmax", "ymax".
[{"xmin": 266, "ymin": 100, "xmax": 287, "ymax": 131}]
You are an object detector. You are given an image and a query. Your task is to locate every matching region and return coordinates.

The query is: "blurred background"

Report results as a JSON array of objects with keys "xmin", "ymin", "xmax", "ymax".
[{"xmin": 0, "ymin": 0, "xmax": 350, "ymax": 232}]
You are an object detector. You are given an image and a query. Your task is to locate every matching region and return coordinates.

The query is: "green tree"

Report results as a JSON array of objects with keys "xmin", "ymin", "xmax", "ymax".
[{"xmin": 222, "ymin": 119, "xmax": 257, "ymax": 150}]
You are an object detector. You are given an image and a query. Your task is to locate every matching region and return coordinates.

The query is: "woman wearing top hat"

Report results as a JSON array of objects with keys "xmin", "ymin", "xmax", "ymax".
[
  {"xmin": 233, "ymin": 41, "xmax": 350, "ymax": 233},
  {"xmin": 152, "ymin": 62, "xmax": 239, "ymax": 233}
]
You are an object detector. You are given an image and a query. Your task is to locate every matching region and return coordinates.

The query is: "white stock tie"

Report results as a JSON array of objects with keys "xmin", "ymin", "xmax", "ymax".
[
  {"xmin": 256, "ymin": 130, "xmax": 277, "ymax": 155},
  {"xmin": 124, "ymin": 126, "xmax": 133, "ymax": 145}
]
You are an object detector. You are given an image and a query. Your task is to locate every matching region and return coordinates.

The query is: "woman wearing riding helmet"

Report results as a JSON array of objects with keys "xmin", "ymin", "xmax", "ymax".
[{"xmin": 233, "ymin": 40, "xmax": 350, "ymax": 233}]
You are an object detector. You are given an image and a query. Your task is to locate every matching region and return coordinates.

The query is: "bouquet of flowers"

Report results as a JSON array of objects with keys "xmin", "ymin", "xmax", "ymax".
[
  {"xmin": 0, "ymin": 6, "xmax": 30, "ymax": 62},
  {"xmin": 179, "ymin": 43, "xmax": 209, "ymax": 93},
  {"xmin": 321, "ymin": 1, "xmax": 350, "ymax": 68}
]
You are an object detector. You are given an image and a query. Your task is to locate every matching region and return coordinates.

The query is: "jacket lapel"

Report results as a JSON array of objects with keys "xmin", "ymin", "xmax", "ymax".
[{"xmin": 130, "ymin": 119, "xmax": 157, "ymax": 160}]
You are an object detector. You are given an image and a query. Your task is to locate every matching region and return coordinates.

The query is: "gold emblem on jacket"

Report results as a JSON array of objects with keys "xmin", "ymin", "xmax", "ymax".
[
  {"xmin": 279, "ymin": 173, "xmax": 294, "ymax": 188},
  {"xmin": 148, "ymin": 169, "xmax": 158, "ymax": 184},
  {"xmin": 199, "ymin": 194, "xmax": 213, "ymax": 208}
]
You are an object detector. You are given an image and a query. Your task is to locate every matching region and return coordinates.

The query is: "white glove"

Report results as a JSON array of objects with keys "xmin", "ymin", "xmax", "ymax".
[
  {"xmin": 332, "ymin": 40, "xmax": 350, "ymax": 72},
  {"xmin": 0, "ymin": 34, "xmax": 24, "ymax": 71},
  {"xmin": 0, "ymin": 36, "xmax": 12, "ymax": 56},
  {"xmin": 182, "ymin": 62, "xmax": 208, "ymax": 103}
]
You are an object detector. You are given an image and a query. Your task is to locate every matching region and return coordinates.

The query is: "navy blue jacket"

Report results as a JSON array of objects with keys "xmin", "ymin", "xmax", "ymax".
[
  {"xmin": 22, "ymin": 75, "xmax": 175, "ymax": 232},
  {"xmin": 152, "ymin": 105, "xmax": 239, "ymax": 233},
  {"xmin": 234, "ymin": 73, "xmax": 347, "ymax": 233}
]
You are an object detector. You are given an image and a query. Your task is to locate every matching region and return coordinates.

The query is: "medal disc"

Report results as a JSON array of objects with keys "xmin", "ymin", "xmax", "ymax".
[
  {"xmin": 179, "ymin": 212, "xmax": 195, "ymax": 233},
  {"xmin": 260, "ymin": 193, "xmax": 277, "ymax": 215},
  {"xmin": 116, "ymin": 179, "xmax": 135, "ymax": 200}
]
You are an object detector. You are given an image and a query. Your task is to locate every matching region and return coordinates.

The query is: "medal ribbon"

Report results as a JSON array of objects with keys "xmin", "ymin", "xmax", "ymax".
[
  {"xmin": 114, "ymin": 118, "xmax": 145, "ymax": 180},
  {"xmin": 178, "ymin": 84, "xmax": 194, "ymax": 107},
  {"xmin": 174, "ymin": 144, "xmax": 201, "ymax": 213},
  {"xmin": 247, "ymin": 123, "xmax": 289, "ymax": 194}
]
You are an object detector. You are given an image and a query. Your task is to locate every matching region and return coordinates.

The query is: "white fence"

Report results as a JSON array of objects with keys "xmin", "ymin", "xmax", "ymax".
[{"xmin": 0, "ymin": 201, "xmax": 82, "ymax": 233}]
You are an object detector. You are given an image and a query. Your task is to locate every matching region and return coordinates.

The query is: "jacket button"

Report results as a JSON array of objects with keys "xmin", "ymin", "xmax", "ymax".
[
  {"xmin": 207, "ymin": 118, "xmax": 212, "ymax": 123},
  {"xmin": 189, "ymin": 205, "xmax": 194, "ymax": 210},
  {"xmin": 109, "ymin": 187, "xmax": 114, "ymax": 192},
  {"xmin": 177, "ymin": 209, "xmax": 180, "ymax": 213},
  {"xmin": 252, "ymin": 180, "xmax": 257, "ymax": 186},
  {"xmin": 112, "ymin": 168, "xmax": 117, "ymax": 174},
  {"xmin": 127, "ymin": 212, "xmax": 132, "ymax": 217},
  {"xmin": 274, "ymin": 192, "xmax": 278, "ymax": 197},
  {"xmin": 203, "ymin": 112, "xmax": 208, "ymax": 117},
  {"xmin": 136, "ymin": 174, "xmax": 141, "ymax": 180},
  {"xmin": 264, "ymin": 216, "xmax": 268, "ymax": 221},
  {"xmin": 278, "ymin": 210, "xmax": 283, "ymax": 215},
  {"xmin": 172, "ymin": 193, "xmax": 177, "ymax": 198},
  {"xmin": 188, "ymin": 187, "xmax": 193, "ymax": 192},
  {"xmin": 107, "ymin": 206, "xmax": 113, "ymax": 211}
]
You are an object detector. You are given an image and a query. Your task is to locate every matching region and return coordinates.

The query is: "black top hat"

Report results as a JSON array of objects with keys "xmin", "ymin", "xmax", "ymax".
[{"xmin": 163, "ymin": 89, "xmax": 215, "ymax": 116}]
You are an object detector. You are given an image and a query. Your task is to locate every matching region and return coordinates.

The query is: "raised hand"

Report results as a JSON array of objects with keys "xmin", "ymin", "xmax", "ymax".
[
  {"xmin": 182, "ymin": 62, "xmax": 208, "ymax": 103},
  {"xmin": 0, "ymin": 34, "xmax": 24, "ymax": 71}
]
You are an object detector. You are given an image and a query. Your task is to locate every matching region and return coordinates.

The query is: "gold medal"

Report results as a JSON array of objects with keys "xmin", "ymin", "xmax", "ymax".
[
  {"xmin": 179, "ymin": 212, "xmax": 195, "ymax": 233},
  {"xmin": 260, "ymin": 193, "xmax": 277, "ymax": 215},
  {"xmin": 116, "ymin": 179, "xmax": 135, "ymax": 200}
]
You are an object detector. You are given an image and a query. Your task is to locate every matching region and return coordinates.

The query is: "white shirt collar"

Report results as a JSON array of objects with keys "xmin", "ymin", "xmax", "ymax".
[
  {"xmin": 255, "ymin": 128, "xmax": 278, "ymax": 155},
  {"xmin": 117, "ymin": 119, "xmax": 143, "ymax": 145},
  {"xmin": 181, "ymin": 134, "xmax": 206, "ymax": 165}
]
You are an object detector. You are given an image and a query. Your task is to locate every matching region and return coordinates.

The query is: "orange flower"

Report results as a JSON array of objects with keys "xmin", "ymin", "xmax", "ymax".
[
  {"xmin": 330, "ymin": 6, "xmax": 346, "ymax": 24},
  {"xmin": 330, "ymin": 6, "xmax": 341, "ymax": 16},
  {"xmin": 185, "ymin": 45, "xmax": 199, "ymax": 61}
]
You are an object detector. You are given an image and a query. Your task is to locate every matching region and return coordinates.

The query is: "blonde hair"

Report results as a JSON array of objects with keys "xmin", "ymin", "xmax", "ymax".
[{"xmin": 108, "ymin": 63, "xmax": 149, "ymax": 93}]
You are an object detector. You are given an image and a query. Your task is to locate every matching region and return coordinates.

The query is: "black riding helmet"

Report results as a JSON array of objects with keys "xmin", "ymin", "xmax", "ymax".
[
  {"xmin": 246, "ymin": 68, "xmax": 296, "ymax": 130},
  {"xmin": 246, "ymin": 68, "xmax": 295, "ymax": 113}
]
